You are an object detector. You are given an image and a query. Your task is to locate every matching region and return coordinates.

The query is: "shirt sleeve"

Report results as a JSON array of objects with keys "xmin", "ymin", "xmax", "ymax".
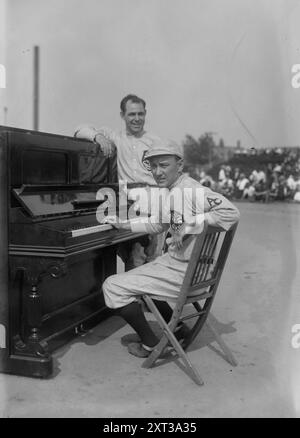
[
  {"xmin": 175, "ymin": 185, "xmax": 239, "ymax": 232},
  {"xmin": 203, "ymin": 188, "xmax": 240, "ymax": 230},
  {"xmin": 96, "ymin": 126, "xmax": 120, "ymax": 146},
  {"xmin": 129, "ymin": 216, "xmax": 169, "ymax": 234},
  {"xmin": 74, "ymin": 124, "xmax": 98, "ymax": 142},
  {"xmin": 74, "ymin": 125, "xmax": 119, "ymax": 146}
]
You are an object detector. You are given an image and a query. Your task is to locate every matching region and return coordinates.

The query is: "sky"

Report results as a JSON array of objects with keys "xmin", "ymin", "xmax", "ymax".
[{"xmin": 1, "ymin": 0, "xmax": 300, "ymax": 148}]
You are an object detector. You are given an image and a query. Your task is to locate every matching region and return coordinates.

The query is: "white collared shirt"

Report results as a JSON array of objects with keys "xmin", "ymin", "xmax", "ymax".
[{"xmin": 75, "ymin": 125, "xmax": 160, "ymax": 185}]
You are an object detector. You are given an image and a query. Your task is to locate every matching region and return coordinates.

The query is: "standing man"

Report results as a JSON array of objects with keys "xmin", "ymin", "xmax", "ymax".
[
  {"xmin": 74, "ymin": 94, "xmax": 161, "ymax": 185},
  {"xmin": 75, "ymin": 94, "xmax": 164, "ymax": 268},
  {"xmin": 101, "ymin": 139, "xmax": 240, "ymax": 358}
]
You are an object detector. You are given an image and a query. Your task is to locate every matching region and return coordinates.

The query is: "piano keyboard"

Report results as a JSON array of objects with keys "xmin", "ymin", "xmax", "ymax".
[{"xmin": 71, "ymin": 223, "xmax": 113, "ymax": 237}]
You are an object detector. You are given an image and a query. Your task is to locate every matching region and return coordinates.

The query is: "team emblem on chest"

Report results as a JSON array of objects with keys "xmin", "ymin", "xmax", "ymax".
[{"xmin": 170, "ymin": 210, "xmax": 184, "ymax": 232}]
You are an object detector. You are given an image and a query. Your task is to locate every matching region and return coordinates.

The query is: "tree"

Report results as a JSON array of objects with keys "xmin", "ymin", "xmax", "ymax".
[
  {"xmin": 183, "ymin": 132, "xmax": 217, "ymax": 166},
  {"xmin": 183, "ymin": 134, "xmax": 202, "ymax": 164},
  {"xmin": 219, "ymin": 138, "xmax": 225, "ymax": 148}
]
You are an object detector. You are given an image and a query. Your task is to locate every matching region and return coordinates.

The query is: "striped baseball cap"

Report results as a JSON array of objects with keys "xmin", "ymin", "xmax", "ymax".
[{"xmin": 143, "ymin": 139, "xmax": 184, "ymax": 160}]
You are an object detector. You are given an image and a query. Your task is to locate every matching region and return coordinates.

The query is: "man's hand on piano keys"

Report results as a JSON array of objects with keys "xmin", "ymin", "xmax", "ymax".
[{"xmin": 100, "ymin": 215, "xmax": 131, "ymax": 230}]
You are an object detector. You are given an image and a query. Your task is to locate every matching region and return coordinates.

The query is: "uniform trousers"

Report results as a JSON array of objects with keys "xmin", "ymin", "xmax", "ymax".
[{"xmin": 102, "ymin": 252, "xmax": 188, "ymax": 309}]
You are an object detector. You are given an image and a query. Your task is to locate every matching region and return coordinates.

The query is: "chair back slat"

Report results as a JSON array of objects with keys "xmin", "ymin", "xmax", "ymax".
[
  {"xmin": 192, "ymin": 231, "xmax": 220, "ymax": 285},
  {"xmin": 193, "ymin": 233, "xmax": 210, "ymax": 283},
  {"xmin": 192, "ymin": 232, "xmax": 212, "ymax": 283},
  {"xmin": 201, "ymin": 232, "xmax": 220, "ymax": 282},
  {"xmin": 176, "ymin": 222, "xmax": 238, "ymax": 309},
  {"xmin": 204, "ymin": 232, "xmax": 220, "ymax": 280}
]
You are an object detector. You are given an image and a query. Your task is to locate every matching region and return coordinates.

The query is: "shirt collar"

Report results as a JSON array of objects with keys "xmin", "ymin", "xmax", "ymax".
[
  {"xmin": 169, "ymin": 173, "xmax": 186, "ymax": 191},
  {"xmin": 125, "ymin": 129, "xmax": 146, "ymax": 138}
]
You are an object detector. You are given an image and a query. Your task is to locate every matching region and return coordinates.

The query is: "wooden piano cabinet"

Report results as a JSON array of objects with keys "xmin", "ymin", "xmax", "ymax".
[
  {"xmin": 0, "ymin": 126, "xmax": 147, "ymax": 378},
  {"xmin": 5, "ymin": 246, "xmax": 117, "ymax": 378},
  {"xmin": 0, "ymin": 133, "xmax": 10, "ymax": 376}
]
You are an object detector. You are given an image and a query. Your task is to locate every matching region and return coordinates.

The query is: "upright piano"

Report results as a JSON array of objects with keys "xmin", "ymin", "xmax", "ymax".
[{"xmin": 0, "ymin": 126, "xmax": 146, "ymax": 378}]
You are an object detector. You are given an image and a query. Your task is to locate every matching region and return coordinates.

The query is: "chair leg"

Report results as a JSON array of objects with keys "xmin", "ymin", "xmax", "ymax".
[
  {"xmin": 142, "ymin": 296, "xmax": 204, "ymax": 386},
  {"xmin": 141, "ymin": 295, "xmax": 172, "ymax": 367},
  {"xmin": 163, "ymin": 329, "xmax": 205, "ymax": 386},
  {"xmin": 206, "ymin": 313, "xmax": 238, "ymax": 367},
  {"xmin": 142, "ymin": 335, "xmax": 169, "ymax": 368},
  {"xmin": 182, "ymin": 302, "xmax": 207, "ymax": 349},
  {"xmin": 143, "ymin": 329, "xmax": 204, "ymax": 386}
]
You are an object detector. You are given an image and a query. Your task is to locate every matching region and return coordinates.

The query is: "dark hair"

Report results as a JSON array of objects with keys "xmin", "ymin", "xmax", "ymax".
[{"xmin": 120, "ymin": 94, "xmax": 146, "ymax": 113}]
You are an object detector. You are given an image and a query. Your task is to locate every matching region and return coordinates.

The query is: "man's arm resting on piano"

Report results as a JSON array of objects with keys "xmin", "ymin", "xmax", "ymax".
[
  {"xmin": 74, "ymin": 124, "xmax": 115, "ymax": 157},
  {"xmin": 101, "ymin": 216, "xmax": 131, "ymax": 231},
  {"xmin": 101, "ymin": 215, "xmax": 167, "ymax": 234}
]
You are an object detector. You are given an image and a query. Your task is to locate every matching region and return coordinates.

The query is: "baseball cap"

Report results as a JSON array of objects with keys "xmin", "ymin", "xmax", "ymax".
[{"xmin": 144, "ymin": 139, "xmax": 184, "ymax": 160}]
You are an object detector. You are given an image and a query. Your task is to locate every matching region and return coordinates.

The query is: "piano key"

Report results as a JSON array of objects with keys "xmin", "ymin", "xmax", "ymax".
[{"xmin": 71, "ymin": 223, "xmax": 113, "ymax": 237}]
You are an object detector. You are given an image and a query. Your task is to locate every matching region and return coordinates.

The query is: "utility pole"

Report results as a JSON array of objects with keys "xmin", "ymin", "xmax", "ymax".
[
  {"xmin": 206, "ymin": 131, "xmax": 218, "ymax": 168},
  {"xmin": 3, "ymin": 106, "xmax": 7, "ymax": 125},
  {"xmin": 33, "ymin": 45, "xmax": 39, "ymax": 131}
]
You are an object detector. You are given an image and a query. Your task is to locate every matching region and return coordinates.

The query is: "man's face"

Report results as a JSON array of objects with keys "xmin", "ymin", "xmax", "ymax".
[
  {"xmin": 149, "ymin": 155, "xmax": 183, "ymax": 188},
  {"xmin": 121, "ymin": 100, "xmax": 146, "ymax": 136}
]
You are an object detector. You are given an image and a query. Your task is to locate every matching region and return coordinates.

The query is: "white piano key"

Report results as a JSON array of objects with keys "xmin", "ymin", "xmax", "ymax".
[{"xmin": 71, "ymin": 223, "xmax": 113, "ymax": 237}]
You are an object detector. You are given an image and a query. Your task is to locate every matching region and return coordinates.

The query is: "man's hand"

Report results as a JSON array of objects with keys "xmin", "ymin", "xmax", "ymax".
[
  {"xmin": 100, "ymin": 215, "xmax": 130, "ymax": 230},
  {"xmin": 172, "ymin": 229, "xmax": 185, "ymax": 250},
  {"xmin": 94, "ymin": 133, "xmax": 114, "ymax": 157},
  {"xmin": 100, "ymin": 215, "xmax": 121, "ymax": 229},
  {"xmin": 169, "ymin": 221, "xmax": 197, "ymax": 250}
]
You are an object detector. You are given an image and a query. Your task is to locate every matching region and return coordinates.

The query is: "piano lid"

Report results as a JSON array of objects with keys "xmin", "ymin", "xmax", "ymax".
[{"xmin": 12, "ymin": 184, "xmax": 111, "ymax": 218}]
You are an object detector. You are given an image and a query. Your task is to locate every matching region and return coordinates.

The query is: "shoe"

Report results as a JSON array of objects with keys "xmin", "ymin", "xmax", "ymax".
[
  {"xmin": 121, "ymin": 333, "xmax": 141, "ymax": 346},
  {"xmin": 121, "ymin": 323, "xmax": 190, "ymax": 349},
  {"xmin": 174, "ymin": 323, "xmax": 191, "ymax": 342},
  {"xmin": 127, "ymin": 342, "xmax": 153, "ymax": 358}
]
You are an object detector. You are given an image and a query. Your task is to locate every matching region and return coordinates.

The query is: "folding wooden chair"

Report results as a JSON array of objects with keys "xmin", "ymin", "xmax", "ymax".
[{"xmin": 142, "ymin": 222, "xmax": 238, "ymax": 386}]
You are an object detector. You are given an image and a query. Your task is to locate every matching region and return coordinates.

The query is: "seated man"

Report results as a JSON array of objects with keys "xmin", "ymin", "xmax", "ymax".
[
  {"xmin": 219, "ymin": 176, "xmax": 235, "ymax": 199},
  {"xmin": 254, "ymin": 180, "xmax": 269, "ymax": 202},
  {"xmin": 101, "ymin": 139, "xmax": 240, "ymax": 358},
  {"xmin": 242, "ymin": 181, "xmax": 255, "ymax": 201}
]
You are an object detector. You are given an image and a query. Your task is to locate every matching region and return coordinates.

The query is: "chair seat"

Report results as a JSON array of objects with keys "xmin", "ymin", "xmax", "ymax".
[{"xmin": 145, "ymin": 287, "xmax": 211, "ymax": 304}]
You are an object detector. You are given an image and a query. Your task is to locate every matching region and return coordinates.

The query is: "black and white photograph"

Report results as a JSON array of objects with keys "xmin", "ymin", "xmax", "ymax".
[{"xmin": 0, "ymin": 0, "xmax": 300, "ymax": 420}]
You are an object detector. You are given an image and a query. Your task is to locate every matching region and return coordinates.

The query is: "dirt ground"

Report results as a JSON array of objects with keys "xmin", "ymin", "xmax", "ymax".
[{"xmin": 0, "ymin": 201, "xmax": 300, "ymax": 418}]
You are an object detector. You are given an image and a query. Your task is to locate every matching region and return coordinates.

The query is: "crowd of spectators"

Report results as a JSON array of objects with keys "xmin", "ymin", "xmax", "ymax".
[{"xmin": 195, "ymin": 148, "xmax": 300, "ymax": 203}]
